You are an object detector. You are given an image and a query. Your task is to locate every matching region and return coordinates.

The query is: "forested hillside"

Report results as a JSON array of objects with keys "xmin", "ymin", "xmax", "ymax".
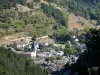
[
  {"xmin": 41, "ymin": 2, "xmax": 68, "ymax": 26},
  {"xmin": 48, "ymin": 0, "xmax": 100, "ymax": 25},
  {"xmin": 0, "ymin": 0, "xmax": 99, "ymax": 40},
  {"xmin": 0, "ymin": 0, "xmax": 26, "ymax": 10},
  {"xmin": 0, "ymin": 0, "xmax": 59, "ymax": 37},
  {"xmin": 0, "ymin": 47, "xmax": 47, "ymax": 75}
]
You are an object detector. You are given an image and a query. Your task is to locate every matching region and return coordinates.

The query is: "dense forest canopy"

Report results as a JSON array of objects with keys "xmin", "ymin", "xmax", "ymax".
[
  {"xmin": 41, "ymin": 3, "xmax": 68, "ymax": 26},
  {"xmin": 0, "ymin": 47, "xmax": 47, "ymax": 75},
  {"xmin": 48, "ymin": 0, "xmax": 100, "ymax": 25},
  {"xmin": 0, "ymin": 0, "xmax": 26, "ymax": 10},
  {"xmin": 79, "ymin": 0, "xmax": 100, "ymax": 4}
]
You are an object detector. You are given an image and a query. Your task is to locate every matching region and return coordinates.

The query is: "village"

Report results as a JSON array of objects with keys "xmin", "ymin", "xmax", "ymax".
[{"xmin": 0, "ymin": 35, "xmax": 86, "ymax": 75}]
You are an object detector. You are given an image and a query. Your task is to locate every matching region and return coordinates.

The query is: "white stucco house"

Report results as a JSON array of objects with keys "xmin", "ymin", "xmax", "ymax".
[{"xmin": 57, "ymin": 51, "xmax": 64, "ymax": 56}]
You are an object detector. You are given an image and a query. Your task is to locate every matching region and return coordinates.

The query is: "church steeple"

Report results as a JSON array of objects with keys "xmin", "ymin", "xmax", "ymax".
[{"xmin": 31, "ymin": 35, "xmax": 38, "ymax": 57}]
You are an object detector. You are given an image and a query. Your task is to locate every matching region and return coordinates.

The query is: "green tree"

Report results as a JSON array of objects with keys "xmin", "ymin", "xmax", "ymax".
[
  {"xmin": 86, "ymin": 28, "xmax": 100, "ymax": 53},
  {"xmin": 0, "ymin": 47, "xmax": 47, "ymax": 75},
  {"xmin": 53, "ymin": 27, "xmax": 71, "ymax": 43}
]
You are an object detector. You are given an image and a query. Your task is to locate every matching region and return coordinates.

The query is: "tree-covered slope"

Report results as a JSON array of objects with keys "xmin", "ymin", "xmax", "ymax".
[
  {"xmin": 0, "ymin": 0, "xmax": 26, "ymax": 10},
  {"xmin": 0, "ymin": 47, "xmax": 47, "ymax": 75},
  {"xmin": 48, "ymin": 0, "xmax": 100, "ymax": 25},
  {"xmin": 0, "ymin": 8, "xmax": 57, "ymax": 37},
  {"xmin": 0, "ymin": 0, "xmax": 59, "ymax": 37},
  {"xmin": 79, "ymin": 0, "xmax": 99, "ymax": 4}
]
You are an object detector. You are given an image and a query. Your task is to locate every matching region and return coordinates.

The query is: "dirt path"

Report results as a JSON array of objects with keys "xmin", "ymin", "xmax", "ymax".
[{"xmin": 0, "ymin": 33, "xmax": 54, "ymax": 44}]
